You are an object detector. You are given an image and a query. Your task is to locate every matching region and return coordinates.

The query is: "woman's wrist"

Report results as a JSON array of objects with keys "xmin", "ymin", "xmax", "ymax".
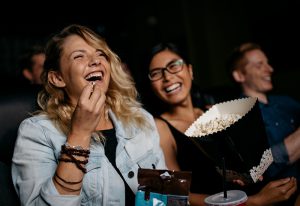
[
  {"xmin": 67, "ymin": 132, "xmax": 91, "ymax": 148},
  {"xmin": 246, "ymin": 194, "xmax": 263, "ymax": 206}
]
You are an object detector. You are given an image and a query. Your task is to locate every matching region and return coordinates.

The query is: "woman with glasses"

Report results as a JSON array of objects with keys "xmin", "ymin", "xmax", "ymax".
[{"xmin": 144, "ymin": 42, "xmax": 297, "ymax": 206}]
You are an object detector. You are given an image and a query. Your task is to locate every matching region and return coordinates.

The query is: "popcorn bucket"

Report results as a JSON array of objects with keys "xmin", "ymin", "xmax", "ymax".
[{"xmin": 185, "ymin": 97, "xmax": 273, "ymax": 185}]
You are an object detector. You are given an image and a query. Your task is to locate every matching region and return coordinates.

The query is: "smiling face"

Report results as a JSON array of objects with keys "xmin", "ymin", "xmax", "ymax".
[
  {"xmin": 50, "ymin": 35, "xmax": 111, "ymax": 104},
  {"xmin": 234, "ymin": 49, "xmax": 274, "ymax": 96},
  {"xmin": 149, "ymin": 50, "xmax": 193, "ymax": 105}
]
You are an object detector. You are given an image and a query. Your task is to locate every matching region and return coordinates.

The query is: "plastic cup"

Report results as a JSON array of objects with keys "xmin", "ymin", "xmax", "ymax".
[{"xmin": 204, "ymin": 190, "xmax": 247, "ymax": 206}]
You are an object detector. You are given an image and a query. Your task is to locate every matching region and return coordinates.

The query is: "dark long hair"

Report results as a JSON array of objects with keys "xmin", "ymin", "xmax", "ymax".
[{"xmin": 137, "ymin": 42, "xmax": 211, "ymax": 116}]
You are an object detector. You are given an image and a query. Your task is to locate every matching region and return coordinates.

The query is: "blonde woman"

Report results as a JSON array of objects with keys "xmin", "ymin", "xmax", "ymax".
[{"xmin": 12, "ymin": 24, "xmax": 166, "ymax": 206}]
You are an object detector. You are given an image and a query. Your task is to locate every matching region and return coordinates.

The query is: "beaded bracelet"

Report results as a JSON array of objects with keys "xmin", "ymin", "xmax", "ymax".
[{"xmin": 65, "ymin": 142, "xmax": 90, "ymax": 152}]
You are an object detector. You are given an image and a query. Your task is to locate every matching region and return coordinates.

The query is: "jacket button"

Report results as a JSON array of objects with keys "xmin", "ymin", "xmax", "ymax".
[{"xmin": 128, "ymin": 171, "xmax": 134, "ymax": 178}]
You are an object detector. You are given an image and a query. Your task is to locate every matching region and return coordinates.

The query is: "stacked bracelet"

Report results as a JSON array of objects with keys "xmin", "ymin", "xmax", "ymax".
[
  {"xmin": 61, "ymin": 144, "xmax": 90, "ymax": 158},
  {"xmin": 59, "ymin": 143, "xmax": 90, "ymax": 173}
]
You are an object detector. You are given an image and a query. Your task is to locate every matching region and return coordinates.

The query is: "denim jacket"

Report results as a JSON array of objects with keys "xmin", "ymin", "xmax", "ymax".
[
  {"xmin": 12, "ymin": 108, "xmax": 166, "ymax": 206},
  {"xmin": 259, "ymin": 95, "xmax": 300, "ymax": 179}
]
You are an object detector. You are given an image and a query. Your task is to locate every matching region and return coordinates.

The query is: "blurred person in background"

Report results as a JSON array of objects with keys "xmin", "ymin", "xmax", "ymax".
[
  {"xmin": 18, "ymin": 44, "xmax": 45, "ymax": 85},
  {"xmin": 228, "ymin": 42, "xmax": 300, "ymax": 205}
]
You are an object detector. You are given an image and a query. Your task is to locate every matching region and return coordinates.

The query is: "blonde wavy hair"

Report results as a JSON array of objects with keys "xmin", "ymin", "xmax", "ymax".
[{"xmin": 38, "ymin": 24, "xmax": 150, "ymax": 134}]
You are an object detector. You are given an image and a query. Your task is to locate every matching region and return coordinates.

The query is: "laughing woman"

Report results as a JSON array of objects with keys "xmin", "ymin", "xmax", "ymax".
[
  {"xmin": 11, "ymin": 24, "xmax": 166, "ymax": 206},
  {"xmin": 144, "ymin": 42, "xmax": 297, "ymax": 206}
]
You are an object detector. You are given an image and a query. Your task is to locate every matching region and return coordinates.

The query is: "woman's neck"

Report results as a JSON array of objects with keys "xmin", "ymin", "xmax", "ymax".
[
  {"xmin": 95, "ymin": 109, "xmax": 114, "ymax": 131},
  {"xmin": 163, "ymin": 97, "xmax": 203, "ymax": 132}
]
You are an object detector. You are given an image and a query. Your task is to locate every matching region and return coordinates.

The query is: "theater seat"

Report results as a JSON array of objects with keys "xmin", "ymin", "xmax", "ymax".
[{"xmin": 0, "ymin": 85, "xmax": 41, "ymax": 206}]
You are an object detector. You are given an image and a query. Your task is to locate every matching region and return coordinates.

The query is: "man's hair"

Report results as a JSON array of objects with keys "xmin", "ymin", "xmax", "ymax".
[
  {"xmin": 226, "ymin": 42, "xmax": 261, "ymax": 83},
  {"xmin": 19, "ymin": 45, "xmax": 45, "ymax": 72},
  {"xmin": 227, "ymin": 42, "xmax": 261, "ymax": 73}
]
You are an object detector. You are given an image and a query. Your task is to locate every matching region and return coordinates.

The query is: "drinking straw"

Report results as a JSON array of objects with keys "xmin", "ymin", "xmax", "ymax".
[{"xmin": 222, "ymin": 157, "xmax": 227, "ymax": 198}]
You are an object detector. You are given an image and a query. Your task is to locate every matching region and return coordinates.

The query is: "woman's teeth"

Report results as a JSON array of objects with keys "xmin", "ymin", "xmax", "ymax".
[{"xmin": 165, "ymin": 83, "xmax": 180, "ymax": 92}]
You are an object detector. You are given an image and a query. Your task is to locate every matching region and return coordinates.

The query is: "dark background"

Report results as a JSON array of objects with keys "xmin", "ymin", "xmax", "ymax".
[{"xmin": 1, "ymin": 0, "xmax": 300, "ymax": 101}]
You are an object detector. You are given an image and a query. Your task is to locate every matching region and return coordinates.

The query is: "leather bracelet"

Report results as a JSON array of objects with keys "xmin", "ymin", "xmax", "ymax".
[
  {"xmin": 55, "ymin": 172, "xmax": 83, "ymax": 184},
  {"xmin": 58, "ymin": 157, "xmax": 88, "ymax": 165},
  {"xmin": 61, "ymin": 144, "xmax": 90, "ymax": 157},
  {"xmin": 53, "ymin": 176, "xmax": 82, "ymax": 192},
  {"xmin": 59, "ymin": 153, "xmax": 87, "ymax": 173}
]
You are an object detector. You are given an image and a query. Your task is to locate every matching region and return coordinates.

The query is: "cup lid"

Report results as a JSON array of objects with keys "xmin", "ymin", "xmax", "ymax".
[{"xmin": 204, "ymin": 190, "xmax": 247, "ymax": 205}]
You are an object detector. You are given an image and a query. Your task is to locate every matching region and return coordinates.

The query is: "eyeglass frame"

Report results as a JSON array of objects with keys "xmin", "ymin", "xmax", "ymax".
[{"xmin": 148, "ymin": 59, "xmax": 185, "ymax": 81}]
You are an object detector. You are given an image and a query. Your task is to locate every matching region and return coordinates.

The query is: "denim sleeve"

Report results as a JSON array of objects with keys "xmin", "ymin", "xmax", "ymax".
[
  {"xmin": 271, "ymin": 142, "xmax": 289, "ymax": 164},
  {"xmin": 11, "ymin": 118, "xmax": 82, "ymax": 206},
  {"xmin": 266, "ymin": 142, "xmax": 290, "ymax": 177}
]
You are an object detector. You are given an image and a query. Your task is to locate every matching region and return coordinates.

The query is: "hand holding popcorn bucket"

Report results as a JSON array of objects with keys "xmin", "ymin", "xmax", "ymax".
[{"xmin": 185, "ymin": 97, "xmax": 274, "ymax": 206}]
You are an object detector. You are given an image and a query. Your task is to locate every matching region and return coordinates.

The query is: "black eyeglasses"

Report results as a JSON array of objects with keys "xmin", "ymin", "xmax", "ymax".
[{"xmin": 148, "ymin": 59, "xmax": 184, "ymax": 81}]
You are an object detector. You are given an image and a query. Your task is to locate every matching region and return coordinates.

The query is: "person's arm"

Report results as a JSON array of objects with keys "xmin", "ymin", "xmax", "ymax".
[
  {"xmin": 246, "ymin": 177, "xmax": 297, "ymax": 206},
  {"xmin": 54, "ymin": 83, "xmax": 105, "ymax": 195},
  {"xmin": 188, "ymin": 178, "xmax": 297, "ymax": 206},
  {"xmin": 295, "ymin": 193, "xmax": 300, "ymax": 206},
  {"xmin": 12, "ymin": 83, "xmax": 106, "ymax": 205},
  {"xmin": 284, "ymin": 127, "xmax": 300, "ymax": 163},
  {"xmin": 188, "ymin": 193, "xmax": 208, "ymax": 206},
  {"xmin": 269, "ymin": 126, "xmax": 300, "ymax": 174},
  {"xmin": 155, "ymin": 118, "xmax": 210, "ymax": 206},
  {"xmin": 186, "ymin": 177, "xmax": 297, "ymax": 206},
  {"xmin": 154, "ymin": 118, "xmax": 180, "ymax": 170},
  {"xmin": 268, "ymin": 126, "xmax": 300, "ymax": 178},
  {"xmin": 12, "ymin": 118, "xmax": 82, "ymax": 206}
]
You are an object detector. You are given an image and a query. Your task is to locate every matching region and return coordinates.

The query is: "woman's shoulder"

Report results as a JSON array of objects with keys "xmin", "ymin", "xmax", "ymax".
[
  {"xmin": 17, "ymin": 114, "xmax": 65, "ymax": 148},
  {"xmin": 21, "ymin": 114, "xmax": 50, "ymax": 126},
  {"xmin": 19, "ymin": 114, "xmax": 61, "ymax": 135},
  {"xmin": 154, "ymin": 116, "xmax": 169, "ymax": 129}
]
